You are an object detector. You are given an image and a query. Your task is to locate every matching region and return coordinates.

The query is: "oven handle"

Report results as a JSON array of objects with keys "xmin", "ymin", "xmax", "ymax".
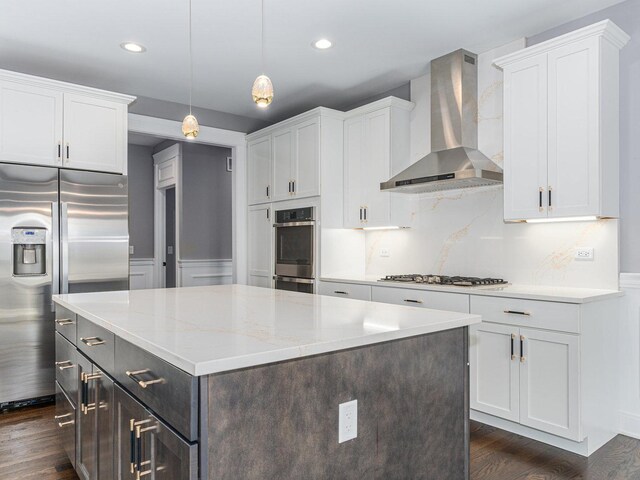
[
  {"xmin": 273, "ymin": 276, "xmax": 315, "ymax": 285},
  {"xmin": 273, "ymin": 221, "xmax": 316, "ymax": 228}
]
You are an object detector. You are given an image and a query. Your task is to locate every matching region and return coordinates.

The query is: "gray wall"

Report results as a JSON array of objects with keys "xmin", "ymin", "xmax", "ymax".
[
  {"xmin": 127, "ymin": 144, "xmax": 155, "ymax": 259},
  {"xmin": 179, "ymin": 142, "xmax": 233, "ymax": 260},
  {"xmin": 527, "ymin": 0, "xmax": 640, "ymax": 273}
]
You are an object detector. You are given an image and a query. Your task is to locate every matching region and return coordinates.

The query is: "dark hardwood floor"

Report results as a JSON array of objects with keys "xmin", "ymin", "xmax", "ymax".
[{"xmin": 1, "ymin": 404, "xmax": 640, "ymax": 479}]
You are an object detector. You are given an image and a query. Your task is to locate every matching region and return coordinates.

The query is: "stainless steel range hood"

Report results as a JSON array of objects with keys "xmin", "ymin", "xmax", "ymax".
[{"xmin": 381, "ymin": 49, "xmax": 502, "ymax": 194}]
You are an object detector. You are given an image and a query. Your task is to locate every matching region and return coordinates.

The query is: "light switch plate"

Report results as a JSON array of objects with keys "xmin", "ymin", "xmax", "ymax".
[
  {"xmin": 129, "ymin": 245, "xmax": 135, "ymax": 255},
  {"xmin": 339, "ymin": 399, "xmax": 357, "ymax": 443}
]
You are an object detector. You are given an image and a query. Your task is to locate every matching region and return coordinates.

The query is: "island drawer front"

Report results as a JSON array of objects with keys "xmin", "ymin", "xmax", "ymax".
[
  {"xmin": 55, "ymin": 305, "xmax": 77, "ymax": 345},
  {"xmin": 77, "ymin": 316, "xmax": 115, "ymax": 374},
  {"xmin": 470, "ymin": 296, "xmax": 580, "ymax": 333},
  {"xmin": 114, "ymin": 337, "xmax": 199, "ymax": 442},
  {"xmin": 318, "ymin": 281, "xmax": 372, "ymax": 301},
  {"xmin": 55, "ymin": 332, "xmax": 78, "ymax": 404},
  {"xmin": 372, "ymin": 286, "xmax": 470, "ymax": 313},
  {"xmin": 55, "ymin": 381, "xmax": 76, "ymax": 469}
]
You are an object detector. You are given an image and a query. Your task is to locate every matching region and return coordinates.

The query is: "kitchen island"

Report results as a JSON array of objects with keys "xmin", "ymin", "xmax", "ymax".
[{"xmin": 52, "ymin": 285, "xmax": 480, "ymax": 479}]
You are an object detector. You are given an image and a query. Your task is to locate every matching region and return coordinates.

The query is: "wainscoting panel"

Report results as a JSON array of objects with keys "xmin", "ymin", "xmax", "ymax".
[
  {"xmin": 178, "ymin": 259, "xmax": 233, "ymax": 287},
  {"xmin": 130, "ymin": 258, "xmax": 155, "ymax": 290},
  {"xmin": 620, "ymin": 273, "xmax": 640, "ymax": 439}
]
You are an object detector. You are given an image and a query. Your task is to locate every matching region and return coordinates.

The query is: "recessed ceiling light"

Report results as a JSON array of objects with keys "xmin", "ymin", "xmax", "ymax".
[
  {"xmin": 313, "ymin": 38, "xmax": 333, "ymax": 50},
  {"xmin": 120, "ymin": 42, "xmax": 146, "ymax": 53}
]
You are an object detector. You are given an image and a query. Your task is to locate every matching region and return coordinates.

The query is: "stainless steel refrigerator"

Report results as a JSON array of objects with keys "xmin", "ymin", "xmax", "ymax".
[{"xmin": 0, "ymin": 163, "xmax": 128, "ymax": 407}]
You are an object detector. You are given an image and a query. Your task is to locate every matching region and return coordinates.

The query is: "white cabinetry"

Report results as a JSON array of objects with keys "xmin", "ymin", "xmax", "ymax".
[
  {"xmin": 248, "ymin": 136, "xmax": 272, "ymax": 205},
  {"xmin": 371, "ymin": 285, "xmax": 469, "ymax": 313},
  {"xmin": 318, "ymin": 280, "xmax": 371, "ymax": 301},
  {"xmin": 343, "ymin": 98, "xmax": 414, "ymax": 228},
  {"xmin": 248, "ymin": 203, "xmax": 272, "ymax": 288},
  {"xmin": 0, "ymin": 70, "xmax": 134, "ymax": 173},
  {"xmin": 495, "ymin": 20, "xmax": 629, "ymax": 221}
]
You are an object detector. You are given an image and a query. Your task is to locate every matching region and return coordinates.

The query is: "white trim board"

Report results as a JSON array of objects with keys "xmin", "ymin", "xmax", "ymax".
[
  {"xmin": 178, "ymin": 259, "xmax": 233, "ymax": 287},
  {"xmin": 128, "ymin": 113, "xmax": 247, "ymax": 285},
  {"xmin": 130, "ymin": 258, "xmax": 155, "ymax": 290}
]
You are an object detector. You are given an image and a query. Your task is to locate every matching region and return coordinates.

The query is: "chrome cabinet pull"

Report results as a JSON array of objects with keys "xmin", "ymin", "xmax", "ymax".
[
  {"xmin": 55, "ymin": 360, "xmax": 74, "ymax": 371},
  {"xmin": 404, "ymin": 299, "xmax": 423, "ymax": 304},
  {"xmin": 81, "ymin": 372, "xmax": 102, "ymax": 414},
  {"xmin": 55, "ymin": 318, "xmax": 74, "ymax": 326},
  {"xmin": 135, "ymin": 421, "xmax": 158, "ymax": 479},
  {"xmin": 334, "ymin": 291, "xmax": 349, "ymax": 295},
  {"xmin": 503, "ymin": 310, "xmax": 531, "ymax": 316},
  {"xmin": 126, "ymin": 369, "xmax": 164, "ymax": 388},
  {"xmin": 81, "ymin": 336, "xmax": 105, "ymax": 347},
  {"xmin": 520, "ymin": 335, "xmax": 526, "ymax": 363},
  {"xmin": 54, "ymin": 413, "xmax": 74, "ymax": 427}
]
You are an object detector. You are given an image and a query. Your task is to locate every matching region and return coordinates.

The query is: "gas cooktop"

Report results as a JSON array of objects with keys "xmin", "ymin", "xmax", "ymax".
[{"xmin": 378, "ymin": 274, "xmax": 509, "ymax": 287}]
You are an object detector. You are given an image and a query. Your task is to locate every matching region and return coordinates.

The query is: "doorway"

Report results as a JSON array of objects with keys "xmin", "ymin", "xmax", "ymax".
[{"xmin": 165, "ymin": 187, "xmax": 176, "ymax": 288}]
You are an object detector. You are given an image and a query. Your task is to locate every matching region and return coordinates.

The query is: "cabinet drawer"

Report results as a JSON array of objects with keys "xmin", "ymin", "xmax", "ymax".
[
  {"xmin": 114, "ymin": 337, "xmax": 198, "ymax": 442},
  {"xmin": 470, "ymin": 295, "xmax": 580, "ymax": 333},
  {"xmin": 318, "ymin": 281, "xmax": 372, "ymax": 301},
  {"xmin": 371, "ymin": 286, "xmax": 470, "ymax": 313},
  {"xmin": 55, "ymin": 382, "xmax": 76, "ymax": 469},
  {"xmin": 77, "ymin": 316, "xmax": 115, "ymax": 373},
  {"xmin": 55, "ymin": 332, "xmax": 78, "ymax": 404},
  {"xmin": 55, "ymin": 305, "xmax": 77, "ymax": 345}
]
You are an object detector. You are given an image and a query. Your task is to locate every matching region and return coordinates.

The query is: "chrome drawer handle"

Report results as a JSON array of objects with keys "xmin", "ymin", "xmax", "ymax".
[
  {"xmin": 81, "ymin": 336, "xmax": 105, "ymax": 347},
  {"xmin": 404, "ymin": 299, "xmax": 423, "ymax": 304},
  {"xmin": 334, "ymin": 291, "xmax": 349, "ymax": 295},
  {"xmin": 55, "ymin": 360, "xmax": 74, "ymax": 371},
  {"xmin": 54, "ymin": 413, "xmax": 75, "ymax": 427},
  {"xmin": 504, "ymin": 310, "xmax": 531, "ymax": 316},
  {"xmin": 126, "ymin": 369, "xmax": 164, "ymax": 388},
  {"xmin": 55, "ymin": 318, "xmax": 74, "ymax": 326}
]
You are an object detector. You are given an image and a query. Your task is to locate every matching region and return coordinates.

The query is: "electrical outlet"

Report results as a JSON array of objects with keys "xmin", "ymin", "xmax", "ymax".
[
  {"xmin": 339, "ymin": 400, "xmax": 357, "ymax": 443},
  {"xmin": 129, "ymin": 245, "xmax": 135, "ymax": 255},
  {"xmin": 575, "ymin": 247, "xmax": 594, "ymax": 260},
  {"xmin": 380, "ymin": 248, "xmax": 390, "ymax": 257}
]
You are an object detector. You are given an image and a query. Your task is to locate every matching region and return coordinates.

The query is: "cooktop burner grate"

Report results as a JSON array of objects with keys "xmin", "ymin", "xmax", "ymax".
[{"xmin": 379, "ymin": 274, "xmax": 508, "ymax": 287}]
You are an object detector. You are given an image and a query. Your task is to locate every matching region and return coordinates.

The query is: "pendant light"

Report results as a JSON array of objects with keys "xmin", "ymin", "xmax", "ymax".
[
  {"xmin": 182, "ymin": 0, "xmax": 199, "ymax": 138},
  {"xmin": 252, "ymin": 0, "xmax": 274, "ymax": 108}
]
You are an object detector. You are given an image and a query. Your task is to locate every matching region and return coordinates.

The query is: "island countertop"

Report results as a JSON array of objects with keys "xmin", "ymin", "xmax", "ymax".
[{"xmin": 53, "ymin": 284, "xmax": 480, "ymax": 376}]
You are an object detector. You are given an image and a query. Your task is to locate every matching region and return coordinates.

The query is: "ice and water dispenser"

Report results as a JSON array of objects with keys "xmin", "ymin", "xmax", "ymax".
[{"xmin": 12, "ymin": 227, "xmax": 47, "ymax": 276}]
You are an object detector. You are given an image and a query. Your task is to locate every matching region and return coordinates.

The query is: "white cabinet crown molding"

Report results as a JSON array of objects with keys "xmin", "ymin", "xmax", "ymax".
[
  {"xmin": 344, "ymin": 96, "xmax": 414, "ymax": 118},
  {"xmin": 0, "ymin": 68, "xmax": 136, "ymax": 104},
  {"xmin": 494, "ymin": 19, "xmax": 630, "ymax": 68},
  {"xmin": 246, "ymin": 107, "xmax": 344, "ymax": 141}
]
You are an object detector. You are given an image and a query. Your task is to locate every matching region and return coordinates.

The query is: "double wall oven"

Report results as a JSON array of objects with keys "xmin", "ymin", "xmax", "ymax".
[{"xmin": 273, "ymin": 207, "xmax": 315, "ymax": 294}]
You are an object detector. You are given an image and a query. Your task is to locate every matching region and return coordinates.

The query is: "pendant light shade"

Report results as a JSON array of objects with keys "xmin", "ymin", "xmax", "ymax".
[
  {"xmin": 182, "ymin": 114, "xmax": 199, "ymax": 138},
  {"xmin": 182, "ymin": 0, "xmax": 199, "ymax": 139},
  {"xmin": 253, "ymin": 0, "xmax": 274, "ymax": 107},
  {"xmin": 252, "ymin": 74, "xmax": 274, "ymax": 108}
]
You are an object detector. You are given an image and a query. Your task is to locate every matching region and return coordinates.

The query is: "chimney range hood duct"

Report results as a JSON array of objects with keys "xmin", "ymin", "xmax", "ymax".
[{"xmin": 381, "ymin": 49, "xmax": 503, "ymax": 194}]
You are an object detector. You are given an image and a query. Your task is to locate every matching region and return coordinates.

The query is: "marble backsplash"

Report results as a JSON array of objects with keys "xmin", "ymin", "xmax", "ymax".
[{"xmin": 364, "ymin": 186, "xmax": 619, "ymax": 290}]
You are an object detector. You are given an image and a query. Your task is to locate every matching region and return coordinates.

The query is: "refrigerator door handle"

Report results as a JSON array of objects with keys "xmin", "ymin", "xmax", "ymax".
[
  {"xmin": 60, "ymin": 202, "xmax": 69, "ymax": 294},
  {"xmin": 51, "ymin": 202, "xmax": 60, "ymax": 309}
]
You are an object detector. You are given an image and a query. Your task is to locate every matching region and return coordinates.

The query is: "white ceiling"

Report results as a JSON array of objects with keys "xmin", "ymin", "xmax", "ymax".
[{"xmin": 0, "ymin": 0, "xmax": 625, "ymax": 121}]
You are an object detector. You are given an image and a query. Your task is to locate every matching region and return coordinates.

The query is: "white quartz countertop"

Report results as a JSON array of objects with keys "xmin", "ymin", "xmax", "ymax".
[
  {"xmin": 53, "ymin": 285, "xmax": 480, "ymax": 376},
  {"xmin": 321, "ymin": 276, "xmax": 623, "ymax": 304}
]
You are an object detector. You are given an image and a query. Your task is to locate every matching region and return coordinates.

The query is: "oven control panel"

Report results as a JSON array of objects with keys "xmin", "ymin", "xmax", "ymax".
[{"xmin": 276, "ymin": 207, "xmax": 314, "ymax": 223}]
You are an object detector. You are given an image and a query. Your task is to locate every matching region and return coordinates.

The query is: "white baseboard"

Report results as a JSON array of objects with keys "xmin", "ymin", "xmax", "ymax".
[
  {"xmin": 178, "ymin": 259, "xmax": 233, "ymax": 287},
  {"xmin": 130, "ymin": 258, "xmax": 155, "ymax": 290}
]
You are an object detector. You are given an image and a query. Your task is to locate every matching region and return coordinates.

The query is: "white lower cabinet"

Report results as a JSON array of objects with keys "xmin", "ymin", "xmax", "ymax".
[
  {"xmin": 318, "ymin": 281, "xmax": 371, "ymax": 301},
  {"xmin": 248, "ymin": 204, "xmax": 273, "ymax": 288},
  {"xmin": 371, "ymin": 285, "xmax": 469, "ymax": 313}
]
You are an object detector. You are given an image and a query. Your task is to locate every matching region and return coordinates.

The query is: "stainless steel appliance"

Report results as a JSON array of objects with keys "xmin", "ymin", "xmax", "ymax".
[
  {"xmin": 0, "ymin": 163, "xmax": 128, "ymax": 407},
  {"xmin": 379, "ymin": 274, "xmax": 508, "ymax": 287},
  {"xmin": 380, "ymin": 49, "xmax": 503, "ymax": 194},
  {"xmin": 274, "ymin": 207, "xmax": 315, "ymax": 294}
]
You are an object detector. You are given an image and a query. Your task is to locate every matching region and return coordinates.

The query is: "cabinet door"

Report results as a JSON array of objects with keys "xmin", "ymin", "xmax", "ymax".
[
  {"xmin": 0, "ymin": 81, "xmax": 63, "ymax": 166},
  {"xmin": 114, "ymin": 384, "xmax": 151, "ymax": 480},
  {"xmin": 96, "ymin": 369, "xmax": 114, "ymax": 479},
  {"xmin": 55, "ymin": 382, "xmax": 77, "ymax": 469},
  {"xmin": 247, "ymin": 136, "xmax": 271, "ymax": 205},
  {"xmin": 248, "ymin": 204, "xmax": 272, "ymax": 287},
  {"xmin": 343, "ymin": 116, "xmax": 365, "ymax": 228},
  {"xmin": 272, "ymin": 129, "xmax": 294, "ymax": 201},
  {"xmin": 547, "ymin": 38, "xmax": 599, "ymax": 218},
  {"xmin": 469, "ymin": 322, "xmax": 520, "ymax": 422},
  {"xmin": 503, "ymin": 55, "xmax": 548, "ymax": 221},
  {"xmin": 363, "ymin": 109, "xmax": 391, "ymax": 227},
  {"xmin": 147, "ymin": 413, "xmax": 198, "ymax": 480},
  {"xmin": 293, "ymin": 119, "xmax": 320, "ymax": 198},
  {"xmin": 63, "ymin": 93, "xmax": 125, "ymax": 173},
  {"xmin": 77, "ymin": 355, "xmax": 96, "ymax": 480},
  {"xmin": 519, "ymin": 328, "xmax": 581, "ymax": 440}
]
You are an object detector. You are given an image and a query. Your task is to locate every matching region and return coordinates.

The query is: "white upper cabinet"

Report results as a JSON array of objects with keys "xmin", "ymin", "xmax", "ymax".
[
  {"xmin": 63, "ymin": 93, "xmax": 126, "ymax": 173},
  {"xmin": 247, "ymin": 136, "xmax": 272, "ymax": 205},
  {"xmin": 495, "ymin": 20, "xmax": 629, "ymax": 221},
  {"xmin": 247, "ymin": 110, "xmax": 333, "ymax": 206},
  {"xmin": 0, "ymin": 70, "xmax": 134, "ymax": 174},
  {"xmin": 0, "ymin": 82, "xmax": 63, "ymax": 166},
  {"xmin": 343, "ymin": 97, "xmax": 414, "ymax": 228}
]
